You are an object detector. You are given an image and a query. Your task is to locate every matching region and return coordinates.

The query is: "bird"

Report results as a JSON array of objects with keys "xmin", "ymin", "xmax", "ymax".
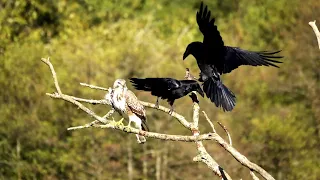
[
  {"xmin": 129, "ymin": 78, "xmax": 204, "ymax": 114},
  {"xmin": 110, "ymin": 79, "xmax": 149, "ymax": 144},
  {"xmin": 183, "ymin": 2, "xmax": 283, "ymax": 111}
]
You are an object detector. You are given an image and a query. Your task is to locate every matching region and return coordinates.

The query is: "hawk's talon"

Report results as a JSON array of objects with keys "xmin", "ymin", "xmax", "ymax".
[
  {"xmin": 111, "ymin": 117, "xmax": 115, "ymax": 122},
  {"xmin": 114, "ymin": 118, "xmax": 124, "ymax": 126},
  {"xmin": 127, "ymin": 121, "xmax": 132, "ymax": 128}
]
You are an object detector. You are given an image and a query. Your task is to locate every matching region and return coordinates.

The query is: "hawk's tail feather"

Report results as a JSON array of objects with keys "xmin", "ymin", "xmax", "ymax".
[
  {"xmin": 203, "ymin": 77, "xmax": 236, "ymax": 111},
  {"xmin": 141, "ymin": 118, "xmax": 149, "ymax": 132},
  {"xmin": 138, "ymin": 119, "xmax": 148, "ymax": 144},
  {"xmin": 136, "ymin": 114, "xmax": 149, "ymax": 132}
]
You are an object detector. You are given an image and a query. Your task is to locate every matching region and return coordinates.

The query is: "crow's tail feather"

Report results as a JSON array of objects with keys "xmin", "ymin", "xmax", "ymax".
[
  {"xmin": 129, "ymin": 78, "xmax": 152, "ymax": 91},
  {"xmin": 203, "ymin": 77, "xmax": 236, "ymax": 111}
]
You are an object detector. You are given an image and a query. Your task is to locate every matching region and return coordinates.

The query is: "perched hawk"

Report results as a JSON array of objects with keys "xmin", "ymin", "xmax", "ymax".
[{"xmin": 110, "ymin": 79, "xmax": 149, "ymax": 144}]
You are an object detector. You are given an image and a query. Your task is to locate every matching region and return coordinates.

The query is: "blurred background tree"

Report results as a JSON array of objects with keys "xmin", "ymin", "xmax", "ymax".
[{"xmin": 0, "ymin": 0, "xmax": 319, "ymax": 179}]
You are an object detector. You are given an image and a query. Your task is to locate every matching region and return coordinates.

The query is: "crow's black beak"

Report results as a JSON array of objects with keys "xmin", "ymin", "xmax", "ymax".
[
  {"xmin": 197, "ymin": 88, "xmax": 205, "ymax": 98},
  {"xmin": 183, "ymin": 51, "xmax": 189, "ymax": 60}
]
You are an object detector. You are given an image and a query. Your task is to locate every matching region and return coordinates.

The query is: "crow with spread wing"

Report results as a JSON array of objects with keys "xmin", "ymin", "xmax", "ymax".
[
  {"xmin": 183, "ymin": 2, "xmax": 283, "ymax": 111},
  {"xmin": 130, "ymin": 78, "xmax": 204, "ymax": 114}
]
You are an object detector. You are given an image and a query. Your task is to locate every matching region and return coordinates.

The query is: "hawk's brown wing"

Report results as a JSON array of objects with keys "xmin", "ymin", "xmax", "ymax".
[{"xmin": 125, "ymin": 90, "xmax": 148, "ymax": 131}]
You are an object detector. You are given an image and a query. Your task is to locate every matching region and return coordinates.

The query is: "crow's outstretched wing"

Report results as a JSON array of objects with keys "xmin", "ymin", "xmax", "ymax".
[
  {"xmin": 196, "ymin": 2, "xmax": 224, "ymax": 51},
  {"xmin": 222, "ymin": 47, "xmax": 283, "ymax": 74}
]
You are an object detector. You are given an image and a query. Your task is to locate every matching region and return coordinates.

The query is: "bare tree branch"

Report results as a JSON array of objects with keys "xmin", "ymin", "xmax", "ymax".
[
  {"xmin": 250, "ymin": 171, "xmax": 260, "ymax": 180},
  {"xmin": 217, "ymin": 121, "xmax": 232, "ymax": 146},
  {"xmin": 80, "ymin": 82, "xmax": 109, "ymax": 91},
  {"xmin": 46, "ymin": 92, "xmax": 109, "ymax": 124},
  {"xmin": 41, "ymin": 58, "xmax": 275, "ymax": 180},
  {"xmin": 309, "ymin": 20, "xmax": 320, "ymax": 49},
  {"xmin": 212, "ymin": 134, "xmax": 274, "ymax": 180},
  {"xmin": 202, "ymin": 111, "xmax": 216, "ymax": 133},
  {"xmin": 67, "ymin": 110, "xmax": 115, "ymax": 131},
  {"xmin": 42, "ymin": 57, "xmax": 62, "ymax": 94},
  {"xmin": 191, "ymin": 100, "xmax": 232, "ymax": 180},
  {"xmin": 140, "ymin": 101, "xmax": 191, "ymax": 129},
  {"xmin": 69, "ymin": 122, "xmax": 219, "ymax": 142},
  {"xmin": 67, "ymin": 121, "xmax": 99, "ymax": 131}
]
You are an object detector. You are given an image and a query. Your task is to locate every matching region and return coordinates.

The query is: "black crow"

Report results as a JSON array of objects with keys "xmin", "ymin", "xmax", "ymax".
[
  {"xmin": 129, "ymin": 78, "xmax": 204, "ymax": 113},
  {"xmin": 183, "ymin": 2, "xmax": 283, "ymax": 111}
]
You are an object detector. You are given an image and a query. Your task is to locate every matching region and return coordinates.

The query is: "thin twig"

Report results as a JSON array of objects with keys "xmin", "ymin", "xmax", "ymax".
[
  {"xmin": 46, "ymin": 93, "xmax": 108, "ymax": 124},
  {"xmin": 213, "ymin": 135, "xmax": 274, "ymax": 180},
  {"xmin": 202, "ymin": 111, "xmax": 216, "ymax": 133},
  {"xmin": 309, "ymin": 20, "xmax": 320, "ymax": 49},
  {"xmin": 141, "ymin": 101, "xmax": 191, "ymax": 129},
  {"xmin": 80, "ymin": 82, "xmax": 109, "ymax": 91},
  {"xmin": 41, "ymin": 57, "xmax": 62, "ymax": 94},
  {"xmin": 217, "ymin": 121, "xmax": 232, "ymax": 146},
  {"xmin": 68, "ymin": 109, "xmax": 116, "ymax": 130},
  {"xmin": 102, "ymin": 109, "xmax": 115, "ymax": 119},
  {"xmin": 41, "ymin": 58, "xmax": 108, "ymax": 124},
  {"xmin": 67, "ymin": 121, "xmax": 98, "ymax": 131},
  {"xmin": 65, "ymin": 95, "xmax": 110, "ymax": 105},
  {"xmin": 250, "ymin": 171, "xmax": 260, "ymax": 180}
]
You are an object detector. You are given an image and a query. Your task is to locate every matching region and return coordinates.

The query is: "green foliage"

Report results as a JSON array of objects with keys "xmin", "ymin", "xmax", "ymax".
[{"xmin": 1, "ymin": 0, "xmax": 319, "ymax": 179}]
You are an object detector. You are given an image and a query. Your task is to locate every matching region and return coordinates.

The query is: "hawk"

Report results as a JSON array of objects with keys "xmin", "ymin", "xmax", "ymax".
[
  {"xmin": 110, "ymin": 79, "xmax": 149, "ymax": 144},
  {"xmin": 182, "ymin": 2, "xmax": 283, "ymax": 111}
]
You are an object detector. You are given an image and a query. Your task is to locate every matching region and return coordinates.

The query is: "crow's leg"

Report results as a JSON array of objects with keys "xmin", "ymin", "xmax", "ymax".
[
  {"xmin": 155, "ymin": 97, "xmax": 160, "ymax": 108},
  {"xmin": 168, "ymin": 100, "xmax": 175, "ymax": 115}
]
